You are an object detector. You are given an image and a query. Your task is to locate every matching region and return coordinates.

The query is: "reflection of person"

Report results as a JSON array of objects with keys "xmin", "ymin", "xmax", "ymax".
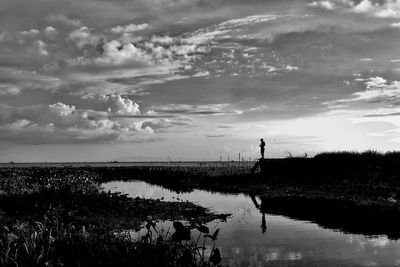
[
  {"xmin": 260, "ymin": 138, "xmax": 265, "ymax": 159},
  {"xmin": 250, "ymin": 194, "xmax": 267, "ymax": 234},
  {"xmin": 261, "ymin": 213, "xmax": 267, "ymax": 234}
]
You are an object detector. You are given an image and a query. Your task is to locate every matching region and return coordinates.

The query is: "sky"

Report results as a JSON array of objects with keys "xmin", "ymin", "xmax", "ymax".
[{"xmin": 1, "ymin": 0, "xmax": 400, "ymax": 162}]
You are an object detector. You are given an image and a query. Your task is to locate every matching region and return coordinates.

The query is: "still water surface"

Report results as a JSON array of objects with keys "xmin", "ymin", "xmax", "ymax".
[{"xmin": 102, "ymin": 180, "xmax": 400, "ymax": 267}]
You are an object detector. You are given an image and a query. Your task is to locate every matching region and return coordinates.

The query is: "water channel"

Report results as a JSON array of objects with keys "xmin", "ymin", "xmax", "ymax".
[{"xmin": 102, "ymin": 180, "xmax": 400, "ymax": 267}]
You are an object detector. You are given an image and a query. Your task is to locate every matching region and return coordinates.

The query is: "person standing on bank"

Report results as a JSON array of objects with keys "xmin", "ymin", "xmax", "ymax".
[{"xmin": 260, "ymin": 138, "xmax": 265, "ymax": 159}]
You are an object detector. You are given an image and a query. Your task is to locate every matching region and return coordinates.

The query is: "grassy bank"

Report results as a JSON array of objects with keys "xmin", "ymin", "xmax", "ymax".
[
  {"xmin": 0, "ymin": 168, "xmax": 226, "ymax": 266},
  {"xmin": 84, "ymin": 151, "xmax": 400, "ymax": 207},
  {"xmin": 257, "ymin": 151, "xmax": 400, "ymax": 204}
]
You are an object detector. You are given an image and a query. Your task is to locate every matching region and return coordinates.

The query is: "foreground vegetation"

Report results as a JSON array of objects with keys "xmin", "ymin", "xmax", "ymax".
[{"xmin": 0, "ymin": 168, "xmax": 226, "ymax": 266}]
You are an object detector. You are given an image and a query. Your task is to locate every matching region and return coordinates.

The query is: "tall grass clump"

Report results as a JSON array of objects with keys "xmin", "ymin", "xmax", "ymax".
[{"xmin": 0, "ymin": 217, "xmax": 223, "ymax": 267}]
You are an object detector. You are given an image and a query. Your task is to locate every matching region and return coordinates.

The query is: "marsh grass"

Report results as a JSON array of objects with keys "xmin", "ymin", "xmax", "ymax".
[
  {"xmin": 0, "ymin": 167, "xmax": 225, "ymax": 266},
  {"xmin": 0, "ymin": 217, "xmax": 223, "ymax": 267},
  {"xmin": 83, "ymin": 150, "xmax": 400, "ymax": 206}
]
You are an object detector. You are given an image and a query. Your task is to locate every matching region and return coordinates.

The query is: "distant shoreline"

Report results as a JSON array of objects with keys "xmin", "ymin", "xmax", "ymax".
[{"xmin": 0, "ymin": 160, "xmax": 258, "ymax": 168}]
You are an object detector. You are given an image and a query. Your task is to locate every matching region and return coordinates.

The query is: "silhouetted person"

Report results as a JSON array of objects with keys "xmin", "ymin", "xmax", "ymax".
[{"xmin": 260, "ymin": 138, "xmax": 265, "ymax": 159}]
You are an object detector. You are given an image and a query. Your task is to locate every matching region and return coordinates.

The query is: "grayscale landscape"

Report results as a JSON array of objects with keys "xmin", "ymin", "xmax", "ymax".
[{"xmin": 1, "ymin": 0, "xmax": 400, "ymax": 266}]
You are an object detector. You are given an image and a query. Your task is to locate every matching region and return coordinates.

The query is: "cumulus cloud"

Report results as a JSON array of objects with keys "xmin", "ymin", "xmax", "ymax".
[
  {"xmin": 44, "ymin": 26, "xmax": 57, "ymax": 36},
  {"xmin": 102, "ymin": 94, "xmax": 141, "ymax": 115},
  {"xmin": 0, "ymin": 84, "xmax": 21, "ymax": 95},
  {"xmin": 0, "ymin": 68, "xmax": 62, "ymax": 94},
  {"xmin": 66, "ymin": 30, "xmax": 207, "ymax": 78},
  {"xmin": 36, "ymin": 40, "xmax": 49, "ymax": 56},
  {"xmin": 46, "ymin": 14, "xmax": 82, "ymax": 28},
  {"xmin": 325, "ymin": 76, "xmax": 400, "ymax": 106},
  {"xmin": 308, "ymin": 0, "xmax": 400, "ymax": 18},
  {"xmin": 0, "ymin": 102, "xmax": 160, "ymax": 144},
  {"xmin": 192, "ymin": 71, "xmax": 210, "ymax": 77},
  {"xmin": 150, "ymin": 36, "xmax": 174, "ymax": 44},
  {"xmin": 285, "ymin": 65, "xmax": 299, "ymax": 71},
  {"xmin": 308, "ymin": 1, "xmax": 335, "ymax": 10},
  {"xmin": 352, "ymin": 80, "xmax": 400, "ymax": 103},
  {"xmin": 7, "ymin": 11, "xmax": 298, "ymax": 93},
  {"xmin": 95, "ymin": 40, "xmax": 152, "ymax": 65},
  {"xmin": 352, "ymin": 0, "xmax": 377, "ymax": 13},
  {"xmin": 0, "ymin": 86, "xmax": 198, "ymax": 144},
  {"xmin": 0, "ymin": 31, "xmax": 54, "ymax": 65},
  {"xmin": 110, "ymin": 23, "xmax": 149, "ymax": 34},
  {"xmin": 69, "ymin": 26, "xmax": 101, "ymax": 49},
  {"xmin": 365, "ymin": 76, "xmax": 387, "ymax": 88},
  {"xmin": 20, "ymin": 29, "xmax": 40, "ymax": 37}
]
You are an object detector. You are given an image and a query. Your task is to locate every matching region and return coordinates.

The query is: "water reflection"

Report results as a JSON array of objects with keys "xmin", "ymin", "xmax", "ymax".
[
  {"xmin": 259, "ymin": 196, "xmax": 400, "ymax": 240},
  {"xmin": 102, "ymin": 180, "xmax": 400, "ymax": 266},
  {"xmin": 250, "ymin": 194, "xmax": 267, "ymax": 234}
]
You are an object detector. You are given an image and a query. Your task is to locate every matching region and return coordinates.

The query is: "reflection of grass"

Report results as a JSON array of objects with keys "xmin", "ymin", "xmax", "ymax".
[
  {"xmin": 0, "ymin": 168, "xmax": 226, "ymax": 266},
  {"xmin": 259, "ymin": 195, "xmax": 400, "ymax": 239}
]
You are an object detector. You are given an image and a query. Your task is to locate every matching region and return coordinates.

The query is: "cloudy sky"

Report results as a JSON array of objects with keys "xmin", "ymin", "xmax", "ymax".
[{"xmin": 1, "ymin": 0, "xmax": 400, "ymax": 162}]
